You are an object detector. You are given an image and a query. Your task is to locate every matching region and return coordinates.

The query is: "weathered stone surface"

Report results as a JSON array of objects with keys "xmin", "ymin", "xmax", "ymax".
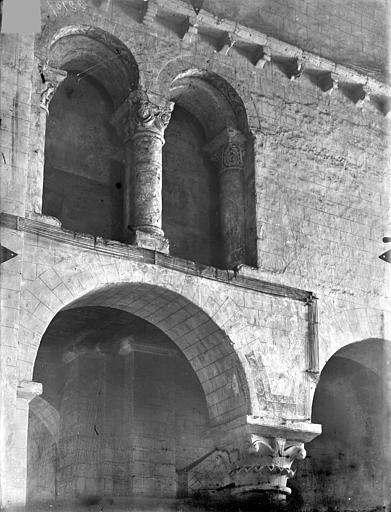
[{"xmin": 0, "ymin": 0, "xmax": 389, "ymax": 510}]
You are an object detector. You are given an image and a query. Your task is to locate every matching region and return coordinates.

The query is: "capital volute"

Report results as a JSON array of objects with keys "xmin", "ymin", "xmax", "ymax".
[
  {"xmin": 204, "ymin": 127, "xmax": 248, "ymax": 170},
  {"xmin": 17, "ymin": 380, "xmax": 42, "ymax": 403},
  {"xmin": 131, "ymin": 91, "xmax": 174, "ymax": 136},
  {"xmin": 39, "ymin": 64, "xmax": 67, "ymax": 115},
  {"xmin": 112, "ymin": 90, "xmax": 174, "ymax": 142}
]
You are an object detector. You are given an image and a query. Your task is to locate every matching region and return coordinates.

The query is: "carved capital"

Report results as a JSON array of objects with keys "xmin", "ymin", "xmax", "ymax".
[
  {"xmin": 199, "ymin": 416, "xmax": 321, "ymax": 502},
  {"xmin": 226, "ymin": 435, "xmax": 306, "ymax": 497},
  {"xmin": 111, "ymin": 90, "xmax": 174, "ymax": 142},
  {"xmin": 205, "ymin": 128, "xmax": 247, "ymax": 171},
  {"xmin": 182, "ymin": 432, "xmax": 309, "ymax": 502},
  {"xmin": 39, "ymin": 65, "xmax": 67, "ymax": 115},
  {"xmin": 17, "ymin": 380, "xmax": 42, "ymax": 402}
]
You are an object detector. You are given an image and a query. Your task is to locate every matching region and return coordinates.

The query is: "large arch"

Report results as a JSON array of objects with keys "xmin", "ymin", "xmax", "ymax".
[
  {"xmin": 20, "ymin": 276, "xmax": 252, "ymax": 426},
  {"xmin": 293, "ymin": 338, "xmax": 391, "ymax": 511}
]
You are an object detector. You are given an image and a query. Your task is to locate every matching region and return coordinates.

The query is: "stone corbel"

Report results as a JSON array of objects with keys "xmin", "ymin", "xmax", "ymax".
[
  {"xmin": 17, "ymin": 380, "xmax": 42, "ymax": 403},
  {"xmin": 39, "ymin": 65, "xmax": 67, "ymax": 115},
  {"xmin": 275, "ymin": 53, "xmax": 304, "ymax": 80},
  {"xmin": 355, "ymin": 84, "xmax": 371, "ymax": 108},
  {"xmin": 318, "ymin": 71, "xmax": 339, "ymax": 94},
  {"xmin": 182, "ymin": 15, "xmax": 199, "ymax": 44},
  {"xmin": 218, "ymin": 32, "xmax": 236, "ymax": 56},
  {"xmin": 254, "ymin": 46, "xmax": 272, "ymax": 69}
]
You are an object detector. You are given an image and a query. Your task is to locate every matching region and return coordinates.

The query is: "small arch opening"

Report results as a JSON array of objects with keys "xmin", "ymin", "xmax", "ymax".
[
  {"xmin": 42, "ymin": 27, "xmax": 139, "ymax": 241},
  {"xmin": 163, "ymin": 69, "xmax": 257, "ymax": 269}
]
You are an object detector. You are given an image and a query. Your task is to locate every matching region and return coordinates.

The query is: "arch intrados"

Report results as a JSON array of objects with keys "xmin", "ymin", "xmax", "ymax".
[
  {"xmin": 48, "ymin": 25, "xmax": 139, "ymax": 107},
  {"xmin": 170, "ymin": 76, "xmax": 237, "ymax": 138},
  {"xmin": 321, "ymin": 338, "xmax": 390, "ymax": 378},
  {"xmin": 169, "ymin": 69, "xmax": 249, "ymax": 138},
  {"xmin": 47, "ymin": 282, "xmax": 251, "ymax": 424}
]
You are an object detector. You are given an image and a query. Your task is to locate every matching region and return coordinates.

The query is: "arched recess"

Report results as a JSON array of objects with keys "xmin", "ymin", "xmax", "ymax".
[
  {"xmin": 293, "ymin": 338, "xmax": 391, "ymax": 511},
  {"xmin": 162, "ymin": 68, "xmax": 257, "ymax": 269},
  {"xmin": 25, "ymin": 283, "xmax": 251, "ymax": 507},
  {"xmin": 60, "ymin": 282, "xmax": 251, "ymax": 424},
  {"xmin": 42, "ymin": 26, "xmax": 139, "ymax": 241}
]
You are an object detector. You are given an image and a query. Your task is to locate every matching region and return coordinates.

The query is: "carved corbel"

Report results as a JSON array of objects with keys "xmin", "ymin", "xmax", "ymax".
[
  {"xmin": 289, "ymin": 58, "xmax": 304, "ymax": 80},
  {"xmin": 318, "ymin": 71, "xmax": 339, "ymax": 94},
  {"xmin": 39, "ymin": 65, "xmax": 67, "ymax": 115},
  {"xmin": 355, "ymin": 84, "xmax": 371, "ymax": 108},
  {"xmin": 254, "ymin": 46, "xmax": 272, "ymax": 69},
  {"xmin": 275, "ymin": 55, "xmax": 304, "ymax": 80},
  {"xmin": 111, "ymin": 90, "xmax": 174, "ymax": 142},
  {"xmin": 219, "ymin": 32, "xmax": 236, "ymax": 56}
]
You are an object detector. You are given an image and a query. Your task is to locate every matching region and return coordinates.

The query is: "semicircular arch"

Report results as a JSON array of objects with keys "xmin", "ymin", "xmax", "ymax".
[
  {"xmin": 154, "ymin": 56, "xmax": 259, "ymax": 133},
  {"xmin": 45, "ymin": 25, "xmax": 139, "ymax": 107}
]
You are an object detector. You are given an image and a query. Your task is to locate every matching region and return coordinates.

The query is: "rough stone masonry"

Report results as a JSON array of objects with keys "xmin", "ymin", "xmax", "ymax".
[{"xmin": 0, "ymin": 0, "xmax": 390, "ymax": 511}]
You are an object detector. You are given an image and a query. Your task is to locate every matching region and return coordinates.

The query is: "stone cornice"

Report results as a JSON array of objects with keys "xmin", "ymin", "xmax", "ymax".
[
  {"xmin": 1, "ymin": 212, "xmax": 313, "ymax": 302},
  {"xmin": 144, "ymin": 0, "xmax": 389, "ymax": 112}
]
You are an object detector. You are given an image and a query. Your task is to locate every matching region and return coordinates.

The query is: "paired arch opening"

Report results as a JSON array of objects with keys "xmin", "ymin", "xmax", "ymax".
[{"xmin": 41, "ymin": 28, "xmax": 257, "ymax": 269}]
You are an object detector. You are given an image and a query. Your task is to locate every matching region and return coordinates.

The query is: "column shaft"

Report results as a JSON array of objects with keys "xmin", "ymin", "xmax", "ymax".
[
  {"xmin": 219, "ymin": 162, "xmax": 246, "ymax": 269},
  {"xmin": 133, "ymin": 128, "xmax": 165, "ymax": 235},
  {"xmin": 112, "ymin": 91, "xmax": 173, "ymax": 252},
  {"xmin": 205, "ymin": 129, "xmax": 247, "ymax": 269}
]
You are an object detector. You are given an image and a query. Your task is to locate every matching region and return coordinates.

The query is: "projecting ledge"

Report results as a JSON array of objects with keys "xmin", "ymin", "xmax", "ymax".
[{"xmin": 208, "ymin": 414, "xmax": 322, "ymax": 444}]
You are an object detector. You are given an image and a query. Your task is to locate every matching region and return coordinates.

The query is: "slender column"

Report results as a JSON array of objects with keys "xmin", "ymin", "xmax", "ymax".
[
  {"xmin": 26, "ymin": 64, "xmax": 67, "ymax": 217},
  {"xmin": 7, "ymin": 381, "xmax": 42, "ymax": 508},
  {"xmin": 112, "ymin": 91, "xmax": 173, "ymax": 253},
  {"xmin": 205, "ymin": 128, "xmax": 247, "ymax": 269}
]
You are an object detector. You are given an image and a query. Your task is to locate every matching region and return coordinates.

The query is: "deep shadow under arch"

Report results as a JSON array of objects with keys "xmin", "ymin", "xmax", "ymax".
[{"xmin": 292, "ymin": 338, "xmax": 391, "ymax": 511}]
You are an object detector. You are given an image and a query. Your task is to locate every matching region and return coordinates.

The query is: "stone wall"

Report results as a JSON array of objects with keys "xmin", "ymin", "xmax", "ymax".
[{"xmin": 0, "ymin": 0, "xmax": 390, "ymax": 509}]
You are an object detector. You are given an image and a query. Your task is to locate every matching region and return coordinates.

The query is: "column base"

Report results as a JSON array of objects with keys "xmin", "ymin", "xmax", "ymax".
[{"xmin": 131, "ymin": 229, "xmax": 169, "ymax": 254}]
